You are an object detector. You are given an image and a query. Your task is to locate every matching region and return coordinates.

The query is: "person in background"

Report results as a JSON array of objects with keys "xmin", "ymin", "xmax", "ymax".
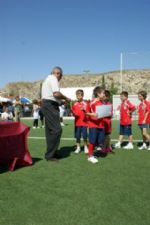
[
  {"xmin": 0, "ymin": 103, "xmax": 3, "ymax": 116},
  {"xmin": 71, "ymin": 89, "xmax": 88, "ymax": 154},
  {"xmin": 32, "ymin": 100, "xmax": 40, "ymax": 129},
  {"xmin": 8, "ymin": 102, "xmax": 15, "ymax": 118},
  {"xmin": 137, "ymin": 90, "xmax": 150, "ymax": 150},
  {"xmin": 103, "ymin": 90, "xmax": 113, "ymax": 153},
  {"xmin": 86, "ymin": 86, "xmax": 105, "ymax": 163},
  {"xmin": 59, "ymin": 102, "xmax": 65, "ymax": 126},
  {"xmin": 38, "ymin": 100, "xmax": 45, "ymax": 128},
  {"xmin": 115, "ymin": 91, "xmax": 136, "ymax": 150},
  {"xmin": 14, "ymin": 96, "xmax": 22, "ymax": 122},
  {"xmin": 1, "ymin": 107, "xmax": 13, "ymax": 121}
]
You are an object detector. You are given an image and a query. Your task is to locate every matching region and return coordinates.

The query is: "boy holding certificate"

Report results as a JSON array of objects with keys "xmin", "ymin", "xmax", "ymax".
[{"xmin": 86, "ymin": 86, "xmax": 105, "ymax": 163}]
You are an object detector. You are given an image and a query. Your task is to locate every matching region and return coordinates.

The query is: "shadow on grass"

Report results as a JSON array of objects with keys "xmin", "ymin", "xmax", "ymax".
[
  {"xmin": 58, "ymin": 146, "xmax": 75, "ymax": 159},
  {"xmin": 32, "ymin": 157, "xmax": 43, "ymax": 164},
  {"xmin": 63, "ymin": 123, "xmax": 69, "ymax": 126},
  {"xmin": 94, "ymin": 150, "xmax": 115, "ymax": 158},
  {"xmin": 0, "ymin": 157, "xmax": 43, "ymax": 174},
  {"xmin": 0, "ymin": 166, "xmax": 8, "ymax": 174}
]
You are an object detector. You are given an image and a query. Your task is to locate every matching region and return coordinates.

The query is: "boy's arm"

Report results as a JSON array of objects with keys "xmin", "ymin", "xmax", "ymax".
[
  {"xmin": 143, "ymin": 104, "xmax": 150, "ymax": 124},
  {"xmin": 71, "ymin": 105, "xmax": 80, "ymax": 117},
  {"xmin": 86, "ymin": 112, "xmax": 98, "ymax": 117},
  {"xmin": 128, "ymin": 102, "xmax": 136, "ymax": 116},
  {"xmin": 86, "ymin": 102, "xmax": 100, "ymax": 119},
  {"xmin": 143, "ymin": 111, "xmax": 150, "ymax": 124}
]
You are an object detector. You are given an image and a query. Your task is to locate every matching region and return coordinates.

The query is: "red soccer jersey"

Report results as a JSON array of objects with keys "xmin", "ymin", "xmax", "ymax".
[
  {"xmin": 71, "ymin": 101, "xmax": 88, "ymax": 126},
  {"xmin": 119, "ymin": 100, "xmax": 136, "ymax": 125},
  {"xmin": 103, "ymin": 101, "xmax": 113, "ymax": 133},
  {"xmin": 87, "ymin": 99, "xmax": 104, "ymax": 128},
  {"xmin": 137, "ymin": 100, "xmax": 150, "ymax": 124}
]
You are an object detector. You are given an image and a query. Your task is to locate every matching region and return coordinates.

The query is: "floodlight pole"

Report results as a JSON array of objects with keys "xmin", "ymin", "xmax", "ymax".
[{"xmin": 120, "ymin": 52, "xmax": 123, "ymax": 92}]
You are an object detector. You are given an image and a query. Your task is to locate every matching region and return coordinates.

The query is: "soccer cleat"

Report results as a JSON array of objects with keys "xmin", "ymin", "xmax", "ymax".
[
  {"xmin": 106, "ymin": 147, "xmax": 113, "ymax": 153},
  {"xmin": 138, "ymin": 143, "xmax": 147, "ymax": 150},
  {"xmin": 74, "ymin": 147, "xmax": 81, "ymax": 154},
  {"xmin": 60, "ymin": 122, "xmax": 65, "ymax": 126},
  {"xmin": 147, "ymin": 145, "xmax": 150, "ymax": 150},
  {"xmin": 123, "ymin": 143, "xmax": 134, "ymax": 150},
  {"xmin": 33, "ymin": 126, "xmax": 36, "ymax": 129},
  {"xmin": 88, "ymin": 156, "xmax": 98, "ymax": 164},
  {"xmin": 101, "ymin": 148, "xmax": 107, "ymax": 153},
  {"xmin": 96, "ymin": 146, "xmax": 102, "ymax": 151},
  {"xmin": 115, "ymin": 142, "xmax": 121, "ymax": 148},
  {"xmin": 84, "ymin": 146, "xmax": 88, "ymax": 154}
]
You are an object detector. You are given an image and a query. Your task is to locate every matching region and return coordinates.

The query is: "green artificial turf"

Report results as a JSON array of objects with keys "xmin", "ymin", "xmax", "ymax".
[{"xmin": 0, "ymin": 119, "xmax": 150, "ymax": 225}]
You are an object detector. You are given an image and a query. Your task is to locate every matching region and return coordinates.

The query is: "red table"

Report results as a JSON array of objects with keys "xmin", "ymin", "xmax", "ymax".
[{"xmin": 0, "ymin": 122, "xmax": 32, "ymax": 171}]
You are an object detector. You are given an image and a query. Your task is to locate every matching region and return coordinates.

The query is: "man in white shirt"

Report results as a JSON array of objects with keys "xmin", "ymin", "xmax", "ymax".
[{"xmin": 41, "ymin": 66, "xmax": 71, "ymax": 162}]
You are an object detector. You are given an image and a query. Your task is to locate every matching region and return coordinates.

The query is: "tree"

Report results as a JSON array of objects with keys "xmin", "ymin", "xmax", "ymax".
[
  {"xmin": 109, "ymin": 80, "xmax": 118, "ymax": 102},
  {"xmin": 102, "ymin": 75, "xmax": 106, "ymax": 88}
]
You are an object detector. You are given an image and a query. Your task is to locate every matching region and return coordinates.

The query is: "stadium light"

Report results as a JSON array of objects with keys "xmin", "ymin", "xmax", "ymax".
[
  {"xmin": 120, "ymin": 51, "xmax": 150, "ymax": 91},
  {"xmin": 120, "ymin": 52, "xmax": 138, "ymax": 92}
]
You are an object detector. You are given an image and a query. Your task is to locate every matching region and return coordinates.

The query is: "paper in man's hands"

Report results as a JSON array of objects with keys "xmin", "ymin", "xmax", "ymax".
[{"xmin": 96, "ymin": 105, "xmax": 112, "ymax": 118}]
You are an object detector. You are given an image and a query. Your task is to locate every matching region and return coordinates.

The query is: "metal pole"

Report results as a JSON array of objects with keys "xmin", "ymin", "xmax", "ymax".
[{"xmin": 120, "ymin": 52, "xmax": 123, "ymax": 92}]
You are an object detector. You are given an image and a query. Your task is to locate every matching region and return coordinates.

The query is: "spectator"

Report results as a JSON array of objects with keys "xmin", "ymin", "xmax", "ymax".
[
  {"xmin": 59, "ymin": 102, "xmax": 65, "ymax": 126},
  {"xmin": 8, "ymin": 102, "xmax": 15, "ymax": 117},
  {"xmin": 1, "ymin": 107, "xmax": 13, "ymax": 121},
  {"xmin": 14, "ymin": 96, "xmax": 22, "ymax": 122},
  {"xmin": 38, "ymin": 100, "xmax": 45, "ymax": 128},
  {"xmin": 32, "ymin": 100, "xmax": 40, "ymax": 129}
]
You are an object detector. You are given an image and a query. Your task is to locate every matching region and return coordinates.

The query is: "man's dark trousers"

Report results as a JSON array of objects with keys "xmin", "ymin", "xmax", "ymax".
[{"xmin": 42, "ymin": 100, "xmax": 62, "ymax": 159}]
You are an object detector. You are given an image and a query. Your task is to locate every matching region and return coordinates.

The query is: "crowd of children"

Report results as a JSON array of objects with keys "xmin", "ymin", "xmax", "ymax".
[
  {"xmin": 71, "ymin": 88, "xmax": 150, "ymax": 164},
  {"xmin": 115, "ymin": 90, "xmax": 150, "ymax": 150},
  {"xmin": 71, "ymin": 87, "xmax": 113, "ymax": 164}
]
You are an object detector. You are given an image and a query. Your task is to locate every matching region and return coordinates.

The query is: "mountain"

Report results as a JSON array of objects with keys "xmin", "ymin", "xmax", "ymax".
[{"xmin": 1, "ymin": 69, "xmax": 150, "ymax": 99}]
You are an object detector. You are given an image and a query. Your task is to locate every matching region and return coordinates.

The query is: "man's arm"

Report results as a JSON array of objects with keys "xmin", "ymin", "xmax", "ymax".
[{"xmin": 53, "ymin": 91, "xmax": 71, "ymax": 102}]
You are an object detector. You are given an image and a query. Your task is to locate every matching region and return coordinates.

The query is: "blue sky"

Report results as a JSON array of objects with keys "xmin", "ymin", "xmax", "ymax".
[{"xmin": 0, "ymin": 0, "xmax": 150, "ymax": 87}]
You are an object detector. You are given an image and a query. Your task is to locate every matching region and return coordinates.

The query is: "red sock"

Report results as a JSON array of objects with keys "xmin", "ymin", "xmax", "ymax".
[{"xmin": 88, "ymin": 143, "xmax": 95, "ymax": 157}]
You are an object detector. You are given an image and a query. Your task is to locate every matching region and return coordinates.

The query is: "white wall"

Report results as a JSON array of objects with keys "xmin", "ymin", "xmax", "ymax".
[{"xmin": 60, "ymin": 87, "xmax": 94, "ymax": 100}]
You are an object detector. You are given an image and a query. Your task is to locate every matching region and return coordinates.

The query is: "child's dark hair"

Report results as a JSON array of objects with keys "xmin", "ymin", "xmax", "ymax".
[
  {"xmin": 120, "ymin": 91, "xmax": 128, "ymax": 98},
  {"xmin": 138, "ymin": 90, "xmax": 147, "ymax": 99},
  {"xmin": 93, "ymin": 86, "xmax": 104, "ymax": 98},
  {"xmin": 76, "ymin": 89, "xmax": 84, "ymax": 96},
  {"xmin": 33, "ymin": 99, "xmax": 38, "ymax": 104},
  {"xmin": 104, "ymin": 90, "xmax": 111, "ymax": 98}
]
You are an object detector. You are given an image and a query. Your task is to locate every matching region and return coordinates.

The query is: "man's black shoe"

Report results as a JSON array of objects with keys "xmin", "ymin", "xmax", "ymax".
[
  {"xmin": 46, "ymin": 157, "xmax": 59, "ymax": 162},
  {"xmin": 54, "ymin": 152, "xmax": 62, "ymax": 159}
]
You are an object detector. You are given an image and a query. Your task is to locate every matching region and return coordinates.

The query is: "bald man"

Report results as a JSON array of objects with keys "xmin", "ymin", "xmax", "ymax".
[{"xmin": 41, "ymin": 66, "xmax": 71, "ymax": 162}]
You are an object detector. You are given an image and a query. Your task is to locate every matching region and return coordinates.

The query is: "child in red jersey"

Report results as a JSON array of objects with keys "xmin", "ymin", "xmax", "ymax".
[
  {"xmin": 86, "ymin": 86, "xmax": 105, "ymax": 163},
  {"xmin": 137, "ymin": 90, "xmax": 150, "ymax": 150},
  {"xmin": 115, "ymin": 91, "xmax": 136, "ymax": 149},
  {"xmin": 71, "ymin": 89, "xmax": 88, "ymax": 153},
  {"xmin": 103, "ymin": 90, "xmax": 113, "ymax": 153}
]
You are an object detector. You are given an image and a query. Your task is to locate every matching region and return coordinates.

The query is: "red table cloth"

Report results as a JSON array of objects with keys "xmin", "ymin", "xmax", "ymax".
[{"xmin": 0, "ymin": 122, "xmax": 32, "ymax": 171}]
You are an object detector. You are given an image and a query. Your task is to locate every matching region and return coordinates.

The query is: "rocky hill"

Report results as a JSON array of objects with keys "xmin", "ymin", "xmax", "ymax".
[{"xmin": 1, "ymin": 69, "xmax": 150, "ymax": 99}]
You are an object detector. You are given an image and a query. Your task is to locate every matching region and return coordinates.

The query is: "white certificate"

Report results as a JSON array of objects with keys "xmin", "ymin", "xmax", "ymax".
[{"xmin": 96, "ymin": 105, "xmax": 112, "ymax": 118}]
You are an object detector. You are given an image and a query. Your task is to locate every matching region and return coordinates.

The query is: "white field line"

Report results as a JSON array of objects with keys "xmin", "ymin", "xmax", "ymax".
[{"xmin": 29, "ymin": 136, "xmax": 143, "ymax": 142}]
